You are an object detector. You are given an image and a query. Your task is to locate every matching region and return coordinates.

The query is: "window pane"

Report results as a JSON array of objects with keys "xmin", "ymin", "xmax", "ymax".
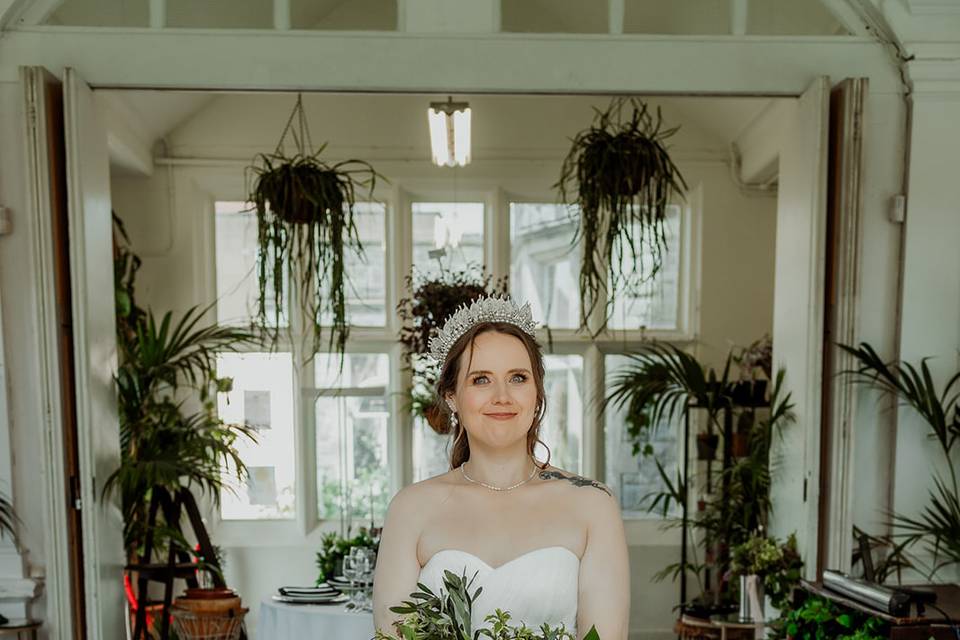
[
  {"xmin": 609, "ymin": 205, "xmax": 682, "ymax": 330},
  {"xmin": 604, "ymin": 355, "xmax": 681, "ymax": 519},
  {"xmin": 412, "ymin": 202, "xmax": 484, "ymax": 280},
  {"xmin": 413, "ymin": 418, "xmax": 452, "ymax": 482},
  {"xmin": 217, "ymin": 352, "xmax": 295, "ymax": 520},
  {"xmin": 319, "ymin": 202, "xmax": 387, "ymax": 327},
  {"xmin": 510, "ymin": 203, "xmax": 581, "ymax": 329},
  {"xmin": 536, "ymin": 354, "xmax": 583, "ymax": 473},
  {"xmin": 215, "ymin": 201, "xmax": 286, "ymax": 327},
  {"xmin": 315, "ymin": 354, "xmax": 391, "ymax": 523}
]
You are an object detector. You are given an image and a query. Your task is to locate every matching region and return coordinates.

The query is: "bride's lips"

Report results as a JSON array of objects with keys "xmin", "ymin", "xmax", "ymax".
[{"xmin": 484, "ymin": 412, "xmax": 518, "ymax": 421}]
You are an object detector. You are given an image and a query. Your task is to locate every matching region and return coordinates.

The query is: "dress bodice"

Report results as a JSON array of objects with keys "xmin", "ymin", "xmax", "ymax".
[{"xmin": 417, "ymin": 545, "xmax": 579, "ymax": 635}]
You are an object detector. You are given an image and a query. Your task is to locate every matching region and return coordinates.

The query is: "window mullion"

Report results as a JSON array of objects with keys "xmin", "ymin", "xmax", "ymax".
[{"xmin": 392, "ymin": 185, "xmax": 414, "ymax": 491}]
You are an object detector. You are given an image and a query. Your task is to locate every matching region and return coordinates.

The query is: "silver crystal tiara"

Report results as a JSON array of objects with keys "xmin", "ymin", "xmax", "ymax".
[{"xmin": 428, "ymin": 295, "xmax": 538, "ymax": 366}]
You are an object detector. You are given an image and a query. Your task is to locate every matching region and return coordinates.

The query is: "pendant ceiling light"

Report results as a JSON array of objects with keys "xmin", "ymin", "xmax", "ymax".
[{"xmin": 428, "ymin": 97, "xmax": 471, "ymax": 167}]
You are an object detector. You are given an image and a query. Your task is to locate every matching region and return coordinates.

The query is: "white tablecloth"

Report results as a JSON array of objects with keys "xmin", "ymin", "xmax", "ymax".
[{"xmin": 258, "ymin": 598, "xmax": 375, "ymax": 639}]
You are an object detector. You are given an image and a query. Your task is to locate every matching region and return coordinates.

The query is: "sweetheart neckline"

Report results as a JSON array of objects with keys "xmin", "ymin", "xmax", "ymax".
[{"xmin": 420, "ymin": 545, "xmax": 580, "ymax": 572}]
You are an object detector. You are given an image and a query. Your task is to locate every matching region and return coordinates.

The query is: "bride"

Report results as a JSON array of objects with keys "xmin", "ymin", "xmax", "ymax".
[{"xmin": 372, "ymin": 297, "xmax": 630, "ymax": 640}]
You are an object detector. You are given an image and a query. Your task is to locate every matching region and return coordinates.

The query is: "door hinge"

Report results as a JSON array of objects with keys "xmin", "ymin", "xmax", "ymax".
[
  {"xmin": 803, "ymin": 478, "xmax": 808, "ymax": 503},
  {"xmin": 70, "ymin": 475, "xmax": 82, "ymax": 511}
]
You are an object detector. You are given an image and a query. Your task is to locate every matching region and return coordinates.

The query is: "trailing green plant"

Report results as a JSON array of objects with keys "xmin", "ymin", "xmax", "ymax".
[
  {"xmin": 839, "ymin": 342, "xmax": 960, "ymax": 575},
  {"xmin": 108, "ymin": 219, "xmax": 260, "ymax": 555},
  {"xmin": 375, "ymin": 568, "xmax": 600, "ymax": 640},
  {"xmin": 315, "ymin": 526, "xmax": 380, "ymax": 584},
  {"xmin": 772, "ymin": 595, "xmax": 887, "ymax": 640},
  {"xmin": 555, "ymin": 97, "xmax": 688, "ymax": 333},
  {"xmin": 246, "ymin": 93, "xmax": 383, "ymax": 360},
  {"xmin": 397, "ymin": 266, "xmax": 508, "ymax": 424}
]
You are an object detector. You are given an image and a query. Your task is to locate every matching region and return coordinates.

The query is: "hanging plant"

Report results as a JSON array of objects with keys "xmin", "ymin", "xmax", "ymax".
[
  {"xmin": 397, "ymin": 266, "xmax": 508, "ymax": 429},
  {"xmin": 246, "ymin": 94, "xmax": 383, "ymax": 359},
  {"xmin": 556, "ymin": 97, "xmax": 688, "ymax": 333}
]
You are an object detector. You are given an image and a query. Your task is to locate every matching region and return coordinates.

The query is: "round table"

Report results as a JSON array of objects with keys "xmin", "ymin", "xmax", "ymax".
[{"xmin": 258, "ymin": 598, "xmax": 374, "ymax": 640}]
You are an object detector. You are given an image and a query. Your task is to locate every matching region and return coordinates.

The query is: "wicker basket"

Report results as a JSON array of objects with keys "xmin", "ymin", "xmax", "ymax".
[{"xmin": 170, "ymin": 606, "xmax": 248, "ymax": 640}]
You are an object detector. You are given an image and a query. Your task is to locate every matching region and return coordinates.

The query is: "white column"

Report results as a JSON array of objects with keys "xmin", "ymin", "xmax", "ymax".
[
  {"xmin": 730, "ymin": 0, "xmax": 748, "ymax": 35},
  {"xmin": 149, "ymin": 0, "xmax": 166, "ymax": 28},
  {"xmin": 0, "ymin": 281, "xmax": 40, "ymax": 621},
  {"xmin": 273, "ymin": 0, "xmax": 291, "ymax": 31},
  {"xmin": 608, "ymin": 0, "xmax": 624, "ymax": 35},
  {"xmin": 891, "ymin": 58, "xmax": 960, "ymax": 579}
]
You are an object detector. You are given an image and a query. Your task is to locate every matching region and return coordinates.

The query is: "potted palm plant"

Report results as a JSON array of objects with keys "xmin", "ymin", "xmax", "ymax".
[
  {"xmin": 109, "ymin": 217, "xmax": 259, "ymax": 565},
  {"xmin": 246, "ymin": 94, "xmax": 383, "ymax": 360},
  {"xmin": 556, "ymin": 97, "xmax": 688, "ymax": 333},
  {"xmin": 840, "ymin": 342, "xmax": 960, "ymax": 574}
]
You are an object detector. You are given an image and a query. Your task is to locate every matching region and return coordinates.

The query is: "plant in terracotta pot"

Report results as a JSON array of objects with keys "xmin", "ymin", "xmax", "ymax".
[
  {"xmin": 696, "ymin": 432, "xmax": 720, "ymax": 461},
  {"xmin": 731, "ymin": 410, "xmax": 754, "ymax": 458},
  {"xmin": 556, "ymin": 97, "xmax": 688, "ymax": 333},
  {"xmin": 246, "ymin": 94, "xmax": 383, "ymax": 361},
  {"xmin": 397, "ymin": 266, "xmax": 508, "ymax": 428},
  {"xmin": 731, "ymin": 334, "xmax": 772, "ymax": 406}
]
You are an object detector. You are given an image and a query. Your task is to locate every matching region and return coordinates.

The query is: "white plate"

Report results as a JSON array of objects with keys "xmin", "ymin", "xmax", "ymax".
[{"xmin": 272, "ymin": 593, "xmax": 350, "ymax": 605}]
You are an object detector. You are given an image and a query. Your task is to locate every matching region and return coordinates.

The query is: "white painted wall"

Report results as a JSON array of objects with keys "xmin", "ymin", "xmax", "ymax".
[
  {"xmin": 109, "ymin": 92, "xmax": 778, "ymax": 638},
  {"xmin": 889, "ymin": 87, "xmax": 960, "ymax": 580},
  {"xmin": 0, "ymin": 80, "xmax": 50, "ymax": 633}
]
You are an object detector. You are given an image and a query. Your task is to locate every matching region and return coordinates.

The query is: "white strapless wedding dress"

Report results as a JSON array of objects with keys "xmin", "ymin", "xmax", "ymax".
[{"xmin": 417, "ymin": 546, "xmax": 580, "ymax": 635}]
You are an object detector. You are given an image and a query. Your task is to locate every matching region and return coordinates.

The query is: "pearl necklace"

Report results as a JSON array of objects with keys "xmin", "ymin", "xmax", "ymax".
[{"xmin": 460, "ymin": 459, "xmax": 538, "ymax": 492}]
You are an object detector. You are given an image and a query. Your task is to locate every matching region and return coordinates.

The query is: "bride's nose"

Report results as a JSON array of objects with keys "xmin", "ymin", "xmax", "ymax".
[{"xmin": 491, "ymin": 382, "xmax": 513, "ymax": 405}]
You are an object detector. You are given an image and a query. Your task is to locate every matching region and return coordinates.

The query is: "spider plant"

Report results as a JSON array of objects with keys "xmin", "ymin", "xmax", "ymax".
[
  {"xmin": 246, "ymin": 94, "xmax": 383, "ymax": 361},
  {"xmin": 555, "ymin": 97, "xmax": 687, "ymax": 333},
  {"xmin": 839, "ymin": 342, "xmax": 960, "ymax": 575}
]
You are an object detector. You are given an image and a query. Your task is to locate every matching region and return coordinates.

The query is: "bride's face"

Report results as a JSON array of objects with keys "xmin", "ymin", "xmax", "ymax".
[{"xmin": 446, "ymin": 331, "xmax": 537, "ymax": 450}]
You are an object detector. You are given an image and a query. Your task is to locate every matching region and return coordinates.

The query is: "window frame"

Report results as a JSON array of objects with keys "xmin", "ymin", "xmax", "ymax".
[{"xmin": 198, "ymin": 172, "xmax": 700, "ymax": 546}]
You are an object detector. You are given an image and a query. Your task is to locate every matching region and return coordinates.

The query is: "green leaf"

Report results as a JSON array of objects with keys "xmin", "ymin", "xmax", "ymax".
[{"xmin": 583, "ymin": 625, "xmax": 601, "ymax": 640}]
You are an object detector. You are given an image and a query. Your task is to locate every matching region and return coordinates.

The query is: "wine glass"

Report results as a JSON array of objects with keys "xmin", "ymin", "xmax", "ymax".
[
  {"xmin": 342, "ymin": 553, "xmax": 359, "ymax": 611},
  {"xmin": 352, "ymin": 548, "xmax": 376, "ymax": 611}
]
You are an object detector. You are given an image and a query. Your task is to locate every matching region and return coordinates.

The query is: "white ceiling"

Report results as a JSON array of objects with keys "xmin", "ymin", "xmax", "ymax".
[{"xmin": 98, "ymin": 90, "xmax": 779, "ymax": 173}]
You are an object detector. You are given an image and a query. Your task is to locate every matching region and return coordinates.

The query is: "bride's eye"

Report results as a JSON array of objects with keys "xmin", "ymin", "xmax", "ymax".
[
  {"xmin": 510, "ymin": 373, "xmax": 528, "ymax": 383},
  {"xmin": 471, "ymin": 375, "xmax": 489, "ymax": 385}
]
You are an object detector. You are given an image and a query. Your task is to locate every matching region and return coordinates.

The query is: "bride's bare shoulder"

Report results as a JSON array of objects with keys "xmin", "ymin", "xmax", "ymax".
[
  {"xmin": 387, "ymin": 470, "xmax": 459, "ymax": 517},
  {"xmin": 537, "ymin": 464, "xmax": 614, "ymax": 503}
]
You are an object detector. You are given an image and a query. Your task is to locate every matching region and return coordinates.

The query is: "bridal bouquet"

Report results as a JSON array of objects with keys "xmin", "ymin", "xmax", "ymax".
[{"xmin": 375, "ymin": 569, "xmax": 600, "ymax": 640}]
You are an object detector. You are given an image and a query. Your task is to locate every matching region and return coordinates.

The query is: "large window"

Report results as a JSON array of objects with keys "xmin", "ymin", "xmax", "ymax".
[{"xmin": 212, "ymin": 194, "xmax": 691, "ymax": 529}]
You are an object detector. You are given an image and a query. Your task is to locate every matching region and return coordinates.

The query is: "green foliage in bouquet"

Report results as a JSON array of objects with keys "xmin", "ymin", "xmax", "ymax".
[
  {"xmin": 376, "ymin": 569, "xmax": 600, "ymax": 640},
  {"xmin": 730, "ymin": 534, "xmax": 803, "ymax": 611},
  {"xmin": 771, "ymin": 595, "xmax": 887, "ymax": 640},
  {"xmin": 315, "ymin": 526, "xmax": 380, "ymax": 584}
]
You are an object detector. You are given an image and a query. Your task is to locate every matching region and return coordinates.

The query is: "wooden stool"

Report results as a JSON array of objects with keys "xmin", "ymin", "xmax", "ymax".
[{"xmin": 0, "ymin": 620, "xmax": 40, "ymax": 640}]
